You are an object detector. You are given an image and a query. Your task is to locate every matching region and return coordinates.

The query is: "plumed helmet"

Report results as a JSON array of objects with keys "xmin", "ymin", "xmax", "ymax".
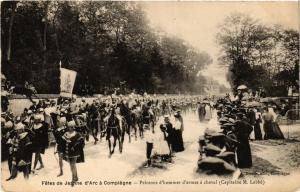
[
  {"xmin": 15, "ymin": 123, "xmax": 25, "ymax": 130},
  {"xmin": 4, "ymin": 121, "xmax": 13, "ymax": 129},
  {"xmin": 67, "ymin": 120, "xmax": 76, "ymax": 128}
]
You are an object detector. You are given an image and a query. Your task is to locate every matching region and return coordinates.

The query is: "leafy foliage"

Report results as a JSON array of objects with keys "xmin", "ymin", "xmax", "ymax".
[
  {"xmin": 1, "ymin": 1, "xmax": 212, "ymax": 95},
  {"xmin": 217, "ymin": 12, "xmax": 299, "ymax": 96}
]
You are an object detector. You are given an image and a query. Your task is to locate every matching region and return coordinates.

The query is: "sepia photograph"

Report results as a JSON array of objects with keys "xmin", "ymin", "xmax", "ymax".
[{"xmin": 1, "ymin": 1, "xmax": 299, "ymax": 192}]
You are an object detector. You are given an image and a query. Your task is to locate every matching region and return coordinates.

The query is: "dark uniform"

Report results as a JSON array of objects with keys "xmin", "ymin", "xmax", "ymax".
[
  {"xmin": 61, "ymin": 132, "xmax": 85, "ymax": 163},
  {"xmin": 32, "ymin": 122, "xmax": 49, "ymax": 154},
  {"xmin": 105, "ymin": 114, "xmax": 120, "ymax": 140},
  {"xmin": 6, "ymin": 125, "xmax": 33, "ymax": 180}
]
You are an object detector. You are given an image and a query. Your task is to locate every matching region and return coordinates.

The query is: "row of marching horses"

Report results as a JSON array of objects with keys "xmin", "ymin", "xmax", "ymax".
[{"xmin": 70, "ymin": 97, "xmax": 200, "ymax": 146}]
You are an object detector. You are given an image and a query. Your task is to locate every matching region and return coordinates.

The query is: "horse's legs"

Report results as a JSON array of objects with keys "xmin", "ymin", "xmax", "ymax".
[
  {"xmin": 108, "ymin": 139, "xmax": 112, "ymax": 156},
  {"xmin": 99, "ymin": 123, "xmax": 103, "ymax": 141},
  {"xmin": 134, "ymin": 124, "xmax": 137, "ymax": 140},
  {"xmin": 94, "ymin": 122, "xmax": 99, "ymax": 138},
  {"xmin": 112, "ymin": 137, "xmax": 117, "ymax": 154},
  {"xmin": 139, "ymin": 125, "xmax": 141, "ymax": 138},
  {"xmin": 84, "ymin": 126, "xmax": 89, "ymax": 141},
  {"xmin": 134, "ymin": 123, "xmax": 137, "ymax": 138},
  {"xmin": 128, "ymin": 124, "xmax": 131, "ymax": 143},
  {"xmin": 92, "ymin": 121, "xmax": 98, "ymax": 144},
  {"xmin": 117, "ymin": 135, "xmax": 122, "ymax": 153},
  {"xmin": 151, "ymin": 121, "xmax": 155, "ymax": 133},
  {"xmin": 139, "ymin": 123, "xmax": 143, "ymax": 138},
  {"xmin": 140, "ymin": 124, "xmax": 144, "ymax": 138},
  {"xmin": 121, "ymin": 127, "xmax": 125, "ymax": 144}
]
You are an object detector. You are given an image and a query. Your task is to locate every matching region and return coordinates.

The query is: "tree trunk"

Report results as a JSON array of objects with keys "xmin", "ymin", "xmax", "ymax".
[
  {"xmin": 7, "ymin": 2, "xmax": 17, "ymax": 61},
  {"xmin": 43, "ymin": 2, "xmax": 49, "ymax": 67}
]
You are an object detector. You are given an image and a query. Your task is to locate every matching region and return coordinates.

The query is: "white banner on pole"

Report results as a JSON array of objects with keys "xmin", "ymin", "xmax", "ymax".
[{"xmin": 60, "ymin": 67, "xmax": 77, "ymax": 97}]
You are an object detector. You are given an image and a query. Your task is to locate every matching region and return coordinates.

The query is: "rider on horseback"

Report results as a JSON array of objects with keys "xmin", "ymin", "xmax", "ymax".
[{"xmin": 104, "ymin": 107, "xmax": 122, "ymax": 158}]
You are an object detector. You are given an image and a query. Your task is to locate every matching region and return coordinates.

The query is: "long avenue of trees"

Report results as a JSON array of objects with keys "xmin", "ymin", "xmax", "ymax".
[{"xmin": 1, "ymin": 1, "xmax": 213, "ymax": 95}]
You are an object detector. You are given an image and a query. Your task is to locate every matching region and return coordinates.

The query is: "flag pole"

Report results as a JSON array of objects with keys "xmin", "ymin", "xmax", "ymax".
[{"xmin": 59, "ymin": 60, "xmax": 61, "ymax": 99}]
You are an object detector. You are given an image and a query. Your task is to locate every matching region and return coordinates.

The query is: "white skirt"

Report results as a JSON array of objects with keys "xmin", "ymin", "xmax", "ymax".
[{"xmin": 154, "ymin": 135, "xmax": 169, "ymax": 155}]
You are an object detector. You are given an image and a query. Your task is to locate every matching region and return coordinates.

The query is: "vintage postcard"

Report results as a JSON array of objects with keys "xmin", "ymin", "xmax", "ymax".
[{"xmin": 1, "ymin": 1, "xmax": 299, "ymax": 192}]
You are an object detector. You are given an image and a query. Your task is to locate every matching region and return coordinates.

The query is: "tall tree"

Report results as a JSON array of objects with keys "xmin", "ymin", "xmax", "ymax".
[{"xmin": 217, "ymin": 12, "xmax": 299, "ymax": 95}]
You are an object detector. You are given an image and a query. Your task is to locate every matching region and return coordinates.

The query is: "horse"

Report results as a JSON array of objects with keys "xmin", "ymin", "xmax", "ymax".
[
  {"xmin": 131, "ymin": 107, "xmax": 143, "ymax": 139},
  {"xmin": 10, "ymin": 85, "xmax": 38, "ymax": 103},
  {"xmin": 98, "ymin": 107, "xmax": 108, "ymax": 141},
  {"xmin": 104, "ymin": 112, "xmax": 122, "ymax": 158},
  {"xmin": 87, "ymin": 104, "xmax": 100, "ymax": 144},
  {"xmin": 119, "ymin": 115, "xmax": 130, "ymax": 150},
  {"xmin": 130, "ymin": 111, "xmax": 139, "ymax": 140},
  {"xmin": 118, "ymin": 104, "xmax": 132, "ymax": 143}
]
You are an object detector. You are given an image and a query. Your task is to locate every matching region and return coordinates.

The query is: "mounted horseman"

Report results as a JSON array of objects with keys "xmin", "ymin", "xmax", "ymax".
[{"xmin": 104, "ymin": 107, "xmax": 122, "ymax": 158}]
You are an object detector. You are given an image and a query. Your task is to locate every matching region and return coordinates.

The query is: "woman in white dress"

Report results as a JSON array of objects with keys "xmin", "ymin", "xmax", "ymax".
[
  {"xmin": 204, "ymin": 104, "xmax": 212, "ymax": 121},
  {"xmin": 155, "ymin": 125, "xmax": 171, "ymax": 162}
]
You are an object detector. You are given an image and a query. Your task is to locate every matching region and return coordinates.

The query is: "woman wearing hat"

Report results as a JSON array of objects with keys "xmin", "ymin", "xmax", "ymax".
[
  {"xmin": 234, "ymin": 113, "xmax": 253, "ymax": 168},
  {"xmin": 32, "ymin": 115, "xmax": 49, "ymax": 172},
  {"xmin": 155, "ymin": 121, "xmax": 171, "ymax": 162},
  {"xmin": 204, "ymin": 101, "xmax": 212, "ymax": 121},
  {"xmin": 172, "ymin": 111, "xmax": 184, "ymax": 152},
  {"xmin": 6, "ymin": 122, "xmax": 33, "ymax": 181},
  {"xmin": 160, "ymin": 115, "xmax": 174, "ymax": 156},
  {"xmin": 61, "ymin": 120, "xmax": 85, "ymax": 184}
]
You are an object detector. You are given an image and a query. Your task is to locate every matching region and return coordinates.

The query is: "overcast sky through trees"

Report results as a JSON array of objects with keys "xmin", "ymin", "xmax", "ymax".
[{"xmin": 142, "ymin": 1, "xmax": 299, "ymax": 88}]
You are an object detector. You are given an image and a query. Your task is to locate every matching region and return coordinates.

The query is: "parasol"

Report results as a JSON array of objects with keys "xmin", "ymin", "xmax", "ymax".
[{"xmin": 237, "ymin": 85, "xmax": 247, "ymax": 90}]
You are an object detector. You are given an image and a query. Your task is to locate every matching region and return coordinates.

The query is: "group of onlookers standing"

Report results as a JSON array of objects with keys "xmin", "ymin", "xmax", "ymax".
[{"xmin": 144, "ymin": 110, "xmax": 185, "ymax": 167}]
